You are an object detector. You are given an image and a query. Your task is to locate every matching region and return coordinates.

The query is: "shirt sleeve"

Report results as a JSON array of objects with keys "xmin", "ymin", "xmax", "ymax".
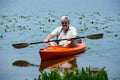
[
  {"xmin": 71, "ymin": 27, "xmax": 77, "ymax": 36},
  {"xmin": 50, "ymin": 27, "xmax": 61, "ymax": 37}
]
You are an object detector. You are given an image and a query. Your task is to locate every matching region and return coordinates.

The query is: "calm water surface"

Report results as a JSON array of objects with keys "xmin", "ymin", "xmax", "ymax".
[{"xmin": 0, "ymin": 0, "xmax": 120, "ymax": 80}]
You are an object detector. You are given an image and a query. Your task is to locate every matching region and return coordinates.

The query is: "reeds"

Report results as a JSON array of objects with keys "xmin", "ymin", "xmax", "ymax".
[{"xmin": 34, "ymin": 67, "xmax": 108, "ymax": 80}]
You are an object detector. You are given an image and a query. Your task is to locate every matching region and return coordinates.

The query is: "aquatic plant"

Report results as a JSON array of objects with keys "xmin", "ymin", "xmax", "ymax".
[
  {"xmin": 34, "ymin": 67, "xmax": 108, "ymax": 80},
  {"xmin": 0, "ymin": 35, "xmax": 3, "ymax": 39},
  {"xmin": 0, "ymin": 22, "xmax": 4, "ymax": 25}
]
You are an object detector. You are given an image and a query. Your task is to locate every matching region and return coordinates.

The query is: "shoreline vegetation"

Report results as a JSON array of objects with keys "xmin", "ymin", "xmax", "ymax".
[{"xmin": 34, "ymin": 67, "xmax": 108, "ymax": 80}]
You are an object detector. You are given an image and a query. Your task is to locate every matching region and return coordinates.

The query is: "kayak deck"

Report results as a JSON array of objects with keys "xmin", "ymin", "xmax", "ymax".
[{"xmin": 39, "ymin": 41, "xmax": 86, "ymax": 61}]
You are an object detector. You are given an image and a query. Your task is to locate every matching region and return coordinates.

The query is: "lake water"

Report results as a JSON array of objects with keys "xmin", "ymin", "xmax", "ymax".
[{"xmin": 0, "ymin": 0, "xmax": 120, "ymax": 80}]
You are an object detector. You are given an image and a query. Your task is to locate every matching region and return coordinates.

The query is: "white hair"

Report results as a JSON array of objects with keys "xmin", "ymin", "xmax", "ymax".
[{"xmin": 61, "ymin": 16, "xmax": 70, "ymax": 21}]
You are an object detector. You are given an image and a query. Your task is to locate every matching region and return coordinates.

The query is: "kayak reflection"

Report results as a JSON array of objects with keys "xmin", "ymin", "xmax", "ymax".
[{"xmin": 39, "ymin": 54, "xmax": 82, "ymax": 73}]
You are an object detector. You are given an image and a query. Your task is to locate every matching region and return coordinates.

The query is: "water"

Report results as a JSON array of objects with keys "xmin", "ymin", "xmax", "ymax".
[{"xmin": 0, "ymin": 0, "xmax": 120, "ymax": 80}]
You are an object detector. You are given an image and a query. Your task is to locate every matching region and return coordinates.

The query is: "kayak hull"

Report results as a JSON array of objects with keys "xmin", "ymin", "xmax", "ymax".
[{"xmin": 39, "ymin": 41, "xmax": 86, "ymax": 61}]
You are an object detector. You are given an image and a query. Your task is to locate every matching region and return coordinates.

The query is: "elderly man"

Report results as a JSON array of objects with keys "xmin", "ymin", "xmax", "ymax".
[{"xmin": 44, "ymin": 16, "xmax": 77, "ymax": 47}]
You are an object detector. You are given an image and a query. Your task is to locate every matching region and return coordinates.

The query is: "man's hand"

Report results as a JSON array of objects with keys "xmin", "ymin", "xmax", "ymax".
[
  {"xmin": 43, "ymin": 39, "xmax": 49, "ymax": 43},
  {"xmin": 67, "ymin": 38, "xmax": 73, "ymax": 41}
]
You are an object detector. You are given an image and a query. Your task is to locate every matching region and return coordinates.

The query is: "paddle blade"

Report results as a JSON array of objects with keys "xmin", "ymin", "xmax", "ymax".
[
  {"xmin": 12, "ymin": 43, "xmax": 29, "ymax": 49},
  {"xmin": 86, "ymin": 33, "xmax": 103, "ymax": 39}
]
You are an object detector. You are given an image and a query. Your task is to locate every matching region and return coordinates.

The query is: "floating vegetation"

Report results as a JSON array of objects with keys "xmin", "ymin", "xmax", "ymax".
[
  {"xmin": 94, "ymin": 27, "xmax": 99, "ymax": 31},
  {"xmin": 19, "ymin": 16, "xmax": 30, "ymax": 19},
  {"xmin": 79, "ymin": 21, "xmax": 82, "ymax": 25},
  {"xmin": 47, "ymin": 18, "xmax": 56, "ymax": 23},
  {"xmin": 91, "ymin": 21, "xmax": 94, "ymax": 24},
  {"xmin": 78, "ymin": 27, "xmax": 89, "ymax": 33},
  {"xmin": 78, "ymin": 15, "xmax": 85, "ymax": 20},
  {"xmin": 108, "ymin": 34, "xmax": 120, "ymax": 38},
  {"xmin": 105, "ymin": 17, "xmax": 115, "ymax": 22},
  {"xmin": 4, "ymin": 29, "xmax": 8, "ymax": 32},
  {"xmin": 0, "ymin": 11, "xmax": 120, "ymax": 39},
  {"xmin": 0, "ymin": 22, "xmax": 4, "ymax": 25},
  {"xmin": 48, "ymin": 19, "xmax": 51, "ymax": 22},
  {"xmin": 0, "ymin": 35, "xmax": 3, "ymax": 39},
  {"xmin": 34, "ymin": 67, "xmax": 108, "ymax": 80},
  {"xmin": 105, "ymin": 30, "xmax": 113, "ymax": 33},
  {"xmin": 114, "ymin": 34, "xmax": 118, "ymax": 37},
  {"xmin": 90, "ymin": 12, "xmax": 101, "ymax": 17},
  {"xmin": 52, "ymin": 19, "xmax": 55, "ymax": 22},
  {"xmin": 17, "ymin": 25, "xmax": 26, "ymax": 30},
  {"xmin": 8, "ymin": 19, "xmax": 12, "ymax": 22},
  {"xmin": 42, "ymin": 30, "xmax": 48, "ymax": 33},
  {"xmin": 1, "ymin": 15, "xmax": 8, "ymax": 19}
]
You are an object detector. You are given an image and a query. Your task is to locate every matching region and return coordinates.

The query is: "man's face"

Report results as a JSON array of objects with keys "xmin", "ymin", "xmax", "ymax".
[{"xmin": 61, "ymin": 20, "xmax": 69, "ymax": 30}]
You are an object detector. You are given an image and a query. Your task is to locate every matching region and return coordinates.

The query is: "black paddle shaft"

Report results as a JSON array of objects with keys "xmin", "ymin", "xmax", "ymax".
[{"xmin": 30, "ymin": 36, "xmax": 85, "ymax": 45}]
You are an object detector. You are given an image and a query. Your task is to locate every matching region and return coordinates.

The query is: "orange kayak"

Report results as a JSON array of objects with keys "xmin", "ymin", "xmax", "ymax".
[{"xmin": 39, "ymin": 41, "xmax": 86, "ymax": 61}]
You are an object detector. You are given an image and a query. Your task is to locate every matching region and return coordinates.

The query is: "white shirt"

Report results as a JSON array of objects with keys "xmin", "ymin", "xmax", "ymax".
[{"xmin": 51, "ymin": 26, "xmax": 77, "ymax": 45}]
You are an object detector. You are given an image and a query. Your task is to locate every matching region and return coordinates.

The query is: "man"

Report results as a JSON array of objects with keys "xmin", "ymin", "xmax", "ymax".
[{"xmin": 44, "ymin": 16, "xmax": 77, "ymax": 47}]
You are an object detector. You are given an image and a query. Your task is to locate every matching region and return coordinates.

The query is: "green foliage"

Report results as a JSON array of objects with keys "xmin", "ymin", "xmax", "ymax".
[{"xmin": 34, "ymin": 67, "xmax": 108, "ymax": 80}]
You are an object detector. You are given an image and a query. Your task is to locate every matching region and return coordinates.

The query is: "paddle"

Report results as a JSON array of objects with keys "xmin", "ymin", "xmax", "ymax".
[{"xmin": 12, "ymin": 33, "xmax": 103, "ymax": 49}]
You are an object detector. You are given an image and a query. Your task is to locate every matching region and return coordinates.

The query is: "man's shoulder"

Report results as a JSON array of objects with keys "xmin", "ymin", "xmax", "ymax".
[
  {"xmin": 69, "ymin": 26, "xmax": 76, "ymax": 29},
  {"xmin": 55, "ymin": 26, "xmax": 62, "ymax": 30},
  {"xmin": 52, "ymin": 26, "xmax": 62, "ymax": 32}
]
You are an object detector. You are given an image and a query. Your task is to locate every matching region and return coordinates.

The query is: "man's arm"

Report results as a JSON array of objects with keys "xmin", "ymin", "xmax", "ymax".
[{"xmin": 44, "ymin": 34, "xmax": 54, "ymax": 43}]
